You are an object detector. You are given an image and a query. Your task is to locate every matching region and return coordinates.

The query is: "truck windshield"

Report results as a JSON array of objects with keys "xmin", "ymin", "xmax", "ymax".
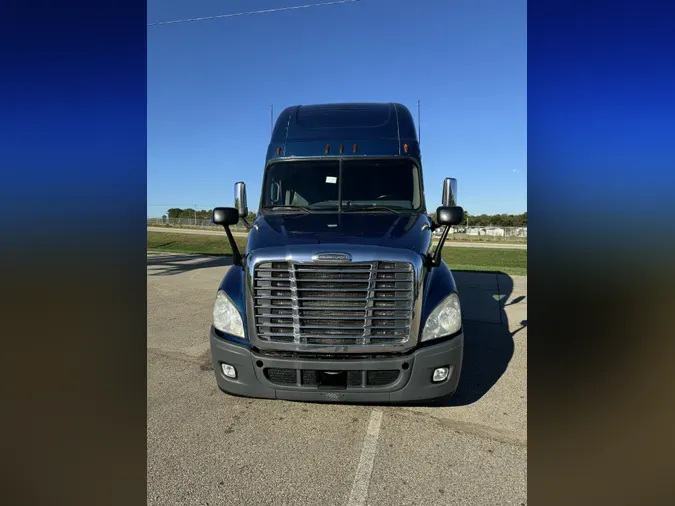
[{"xmin": 262, "ymin": 159, "xmax": 423, "ymax": 212}]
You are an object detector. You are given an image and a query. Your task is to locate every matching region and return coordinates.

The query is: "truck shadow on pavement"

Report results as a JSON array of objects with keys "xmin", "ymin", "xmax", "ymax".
[
  {"xmin": 429, "ymin": 270, "xmax": 524, "ymax": 407},
  {"xmin": 146, "ymin": 252, "xmax": 233, "ymax": 276}
]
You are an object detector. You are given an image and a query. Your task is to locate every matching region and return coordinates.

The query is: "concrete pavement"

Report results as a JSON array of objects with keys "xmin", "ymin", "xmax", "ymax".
[
  {"xmin": 147, "ymin": 252, "xmax": 527, "ymax": 505},
  {"xmin": 147, "ymin": 227, "xmax": 527, "ymax": 250}
]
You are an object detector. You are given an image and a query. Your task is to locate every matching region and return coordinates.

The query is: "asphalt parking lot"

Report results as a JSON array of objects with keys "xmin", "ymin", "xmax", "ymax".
[{"xmin": 147, "ymin": 252, "xmax": 527, "ymax": 505}]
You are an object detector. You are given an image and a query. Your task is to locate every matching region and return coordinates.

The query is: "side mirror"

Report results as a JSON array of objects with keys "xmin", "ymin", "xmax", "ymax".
[
  {"xmin": 213, "ymin": 207, "xmax": 239, "ymax": 226},
  {"xmin": 234, "ymin": 182, "xmax": 248, "ymax": 216},
  {"xmin": 212, "ymin": 207, "xmax": 243, "ymax": 266},
  {"xmin": 442, "ymin": 178, "xmax": 457, "ymax": 207},
  {"xmin": 428, "ymin": 205, "xmax": 464, "ymax": 268},
  {"xmin": 436, "ymin": 206, "xmax": 464, "ymax": 226}
]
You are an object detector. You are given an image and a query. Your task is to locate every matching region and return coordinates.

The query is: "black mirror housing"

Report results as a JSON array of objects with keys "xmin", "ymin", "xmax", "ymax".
[
  {"xmin": 436, "ymin": 206, "xmax": 464, "ymax": 226},
  {"xmin": 212, "ymin": 207, "xmax": 243, "ymax": 266},
  {"xmin": 428, "ymin": 206, "xmax": 464, "ymax": 268},
  {"xmin": 213, "ymin": 207, "xmax": 239, "ymax": 226}
]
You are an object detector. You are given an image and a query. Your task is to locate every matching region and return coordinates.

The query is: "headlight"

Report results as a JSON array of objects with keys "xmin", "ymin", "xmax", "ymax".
[
  {"xmin": 421, "ymin": 292, "xmax": 462, "ymax": 342},
  {"xmin": 213, "ymin": 290, "xmax": 245, "ymax": 338}
]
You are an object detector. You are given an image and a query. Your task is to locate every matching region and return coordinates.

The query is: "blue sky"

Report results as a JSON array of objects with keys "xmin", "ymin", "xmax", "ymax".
[{"xmin": 147, "ymin": 0, "xmax": 526, "ymax": 217}]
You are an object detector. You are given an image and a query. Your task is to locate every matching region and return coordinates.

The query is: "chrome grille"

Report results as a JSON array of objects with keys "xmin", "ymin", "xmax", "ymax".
[{"xmin": 253, "ymin": 261, "xmax": 414, "ymax": 345}]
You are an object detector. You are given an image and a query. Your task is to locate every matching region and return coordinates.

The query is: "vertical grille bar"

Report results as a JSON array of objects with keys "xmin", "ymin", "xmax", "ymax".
[
  {"xmin": 363, "ymin": 263, "xmax": 377, "ymax": 345},
  {"xmin": 289, "ymin": 263, "xmax": 301, "ymax": 344}
]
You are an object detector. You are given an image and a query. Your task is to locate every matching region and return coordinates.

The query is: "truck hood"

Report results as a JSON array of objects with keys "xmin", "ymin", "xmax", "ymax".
[{"xmin": 247, "ymin": 212, "xmax": 433, "ymax": 256}]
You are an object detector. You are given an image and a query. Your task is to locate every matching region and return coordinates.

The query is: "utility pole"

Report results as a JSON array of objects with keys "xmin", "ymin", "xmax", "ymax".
[{"xmin": 194, "ymin": 204, "xmax": 197, "ymax": 226}]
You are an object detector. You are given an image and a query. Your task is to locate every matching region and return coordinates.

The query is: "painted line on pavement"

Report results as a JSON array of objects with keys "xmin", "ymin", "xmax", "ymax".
[{"xmin": 347, "ymin": 409, "xmax": 383, "ymax": 506}]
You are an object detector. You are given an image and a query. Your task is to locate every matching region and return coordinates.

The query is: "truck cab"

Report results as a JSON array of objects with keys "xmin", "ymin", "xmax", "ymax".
[{"xmin": 210, "ymin": 102, "xmax": 464, "ymax": 403}]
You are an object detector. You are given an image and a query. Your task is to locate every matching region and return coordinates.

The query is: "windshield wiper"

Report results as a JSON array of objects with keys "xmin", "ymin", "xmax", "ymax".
[
  {"xmin": 263, "ymin": 205, "xmax": 312, "ymax": 214},
  {"xmin": 342, "ymin": 204, "xmax": 407, "ymax": 213}
]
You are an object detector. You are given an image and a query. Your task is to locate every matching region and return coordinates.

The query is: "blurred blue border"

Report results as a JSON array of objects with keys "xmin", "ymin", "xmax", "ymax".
[
  {"xmin": 1, "ymin": 0, "xmax": 146, "ymax": 242},
  {"xmin": 528, "ymin": 0, "xmax": 675, "ymax": 239}
]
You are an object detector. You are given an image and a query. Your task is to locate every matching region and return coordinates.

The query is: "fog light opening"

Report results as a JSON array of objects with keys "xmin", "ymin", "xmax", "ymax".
[
  {"xmin": 221, "ymin": 363, "xmax": 237, "ymax": 379},
  {"xmin": 432, "ymin": 366, "xmax": 450, "ymax": 383}
]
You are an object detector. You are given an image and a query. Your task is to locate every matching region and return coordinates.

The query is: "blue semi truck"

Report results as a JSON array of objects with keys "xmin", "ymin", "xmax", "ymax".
[{"xmin": 209, "ymin": 102, "xmax": 464, "ymax": 403}]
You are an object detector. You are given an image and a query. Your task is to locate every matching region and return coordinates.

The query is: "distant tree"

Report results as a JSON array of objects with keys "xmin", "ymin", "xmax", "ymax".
[
  {"xmin": 473, "ymin": 214, "xmax": 489, "ymax": 226},
  {"xmin": 167, "ymin": 208, "xmax": 182, "ymax": 218}
]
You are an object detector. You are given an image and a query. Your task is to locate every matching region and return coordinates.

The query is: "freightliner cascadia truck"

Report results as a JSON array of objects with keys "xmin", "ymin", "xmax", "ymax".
[{"xmin": 209, "ymin": 102, "xmax": 464, "ymax": 403}]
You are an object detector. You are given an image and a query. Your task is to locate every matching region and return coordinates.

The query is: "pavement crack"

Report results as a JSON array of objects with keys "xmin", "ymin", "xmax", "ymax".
[
  {"xmin": 388, "ymin": 407, "xmax": 527, "ymax": 447},
  {"xmin": 147, "ymin": 347, "xmax": 209, "ymax": 368}
]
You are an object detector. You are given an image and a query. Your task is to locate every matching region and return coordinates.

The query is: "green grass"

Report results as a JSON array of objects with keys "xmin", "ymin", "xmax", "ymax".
[
  {"xmin": 441, "ymin": 248, "xmax": 527, "ymax": 276},
  {"xmin": 147, "ymin": 231, "xmax": 527, "ymax": 276},
  {"xmin": 147, "ymin": 232, "xmax": 247, "ymax": 255},
  {"xmin": 442, "ymin": 233, "xmax": 527, "ymax": 244}
]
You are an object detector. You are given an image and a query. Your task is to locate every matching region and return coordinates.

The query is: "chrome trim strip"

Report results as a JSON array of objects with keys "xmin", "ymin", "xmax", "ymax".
[{"xmin": 257, "ymin": 322, "xmax": 409, "ymax": 330}]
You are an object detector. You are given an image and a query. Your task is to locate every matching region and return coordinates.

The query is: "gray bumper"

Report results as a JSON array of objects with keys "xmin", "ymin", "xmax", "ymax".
[{"xmin": 210, "ymin": 328, "xmax": 463, "ymax": 403}]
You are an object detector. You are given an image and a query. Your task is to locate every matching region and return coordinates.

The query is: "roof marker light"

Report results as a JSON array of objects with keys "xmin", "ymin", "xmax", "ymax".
[
  {"xmin": 403, "ymin": 143, "xmax": 409, "ymax": 153},
  {"xmin": 353, "ymin": 144, "xmax": 358, "ymax": 153},
  {"xmin": 325, "ymin": 144, "xmax": 330, "ymax": 154},
  {"xmin": 339, "ymin": 144, "xmax": 344, "ymax": 154},
  {"xmin": 276, "ymin": 147, "xmax": 281, "ymax": 155}
]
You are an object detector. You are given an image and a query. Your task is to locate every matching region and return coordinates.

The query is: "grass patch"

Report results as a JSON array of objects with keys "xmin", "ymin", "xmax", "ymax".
[
  {"xmin": 147, "ymin": 231, "xmax": 247, "ymax": 256},
  {"xmin": 148, "ymin": 231, "xmax": 527, "ymax": 276},
  {"xmin": 442, "ymin": 233, "xmax": 527, "ymax": 244},
  {"xmin": 441, "ymin": 247, "xmax": 527, "ymax": 276}
]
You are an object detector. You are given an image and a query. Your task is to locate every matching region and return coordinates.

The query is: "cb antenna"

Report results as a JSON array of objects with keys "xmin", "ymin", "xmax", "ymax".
[
  {"xmin": 417, "ymin": 99, "xmax": 421, "ymax": 145},
  {"xmin": 270, "ymin": 104, "xmax": 274, "ymax": 135}
]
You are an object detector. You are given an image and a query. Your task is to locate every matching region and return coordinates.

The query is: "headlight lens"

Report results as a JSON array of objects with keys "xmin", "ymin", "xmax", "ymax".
[
  {"xmin": 213, "ymin": 290, "xmax": 245, "ymax": 338},
  {"xmin": 421, "ymin": 292, "xmax": 462, "ymax": 342}
]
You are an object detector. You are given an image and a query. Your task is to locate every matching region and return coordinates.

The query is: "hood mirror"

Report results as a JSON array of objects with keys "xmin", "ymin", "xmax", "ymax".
[
  {"xmin": 212, "ymin": 207, "xmax": 239, "ymax": 226},
  {"xmin": 436, "ymin": 206, "xmax": 464, "ymax": 226},
  {"xmin": 212, "ymin": 207, "xmax": 243, "ymax": 266}
]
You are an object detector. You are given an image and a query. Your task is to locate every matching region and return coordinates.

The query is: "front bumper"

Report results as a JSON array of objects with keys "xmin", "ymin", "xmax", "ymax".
[{"xmin": 210, "ymin": 327, "xmax": 463, "ymax": 403}]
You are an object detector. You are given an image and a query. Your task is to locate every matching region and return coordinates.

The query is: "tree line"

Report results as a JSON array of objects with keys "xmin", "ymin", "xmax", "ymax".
[
  {"xmin": 430, "ymin": 211, "xmax": 527, "ymax": 228},
  {"xmin": 165, "ymin": 208, "xmax": 257, "ymax": 222},
  {"xmin": 165, "ymin": 208, "xmax": 527, "ymax": 228}
]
